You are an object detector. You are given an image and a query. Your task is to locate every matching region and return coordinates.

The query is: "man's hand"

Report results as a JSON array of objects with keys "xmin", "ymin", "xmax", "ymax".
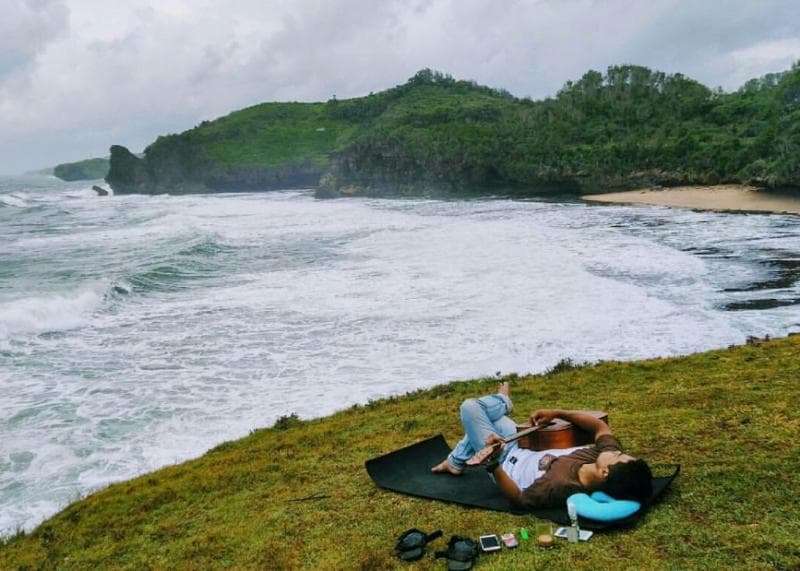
[
  {"xmin": 530, "ymin": 409, "xmax": 562, "ymax": 426},
  {"xmin": 484, "ymin": 433, "xmax": 505, "ymax": 463},
  {"xmin": 485, "ymin": 433, "xmax": 505, "ymax": 448},
  {"xmin": 466, "ymin": 433, "xmax": 505, "ymax": 466},
  {"xmin": 531, "ymin": 409, "xmax": 613, "ymax": 441},
  {"xmin": 482, "ymin": 432, "xmax": 506, "ymax": 464}
]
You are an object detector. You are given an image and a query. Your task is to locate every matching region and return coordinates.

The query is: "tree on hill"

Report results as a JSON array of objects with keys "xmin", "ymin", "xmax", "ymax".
[{"xmin": 106, "ymin": 63, "xmax": 800, "ymax": 195}]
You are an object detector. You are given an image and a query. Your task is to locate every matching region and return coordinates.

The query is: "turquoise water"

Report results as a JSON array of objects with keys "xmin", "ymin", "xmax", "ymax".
[{"xmin": 1, "ymin": 174, "xmax": 798, "ymax": 533}]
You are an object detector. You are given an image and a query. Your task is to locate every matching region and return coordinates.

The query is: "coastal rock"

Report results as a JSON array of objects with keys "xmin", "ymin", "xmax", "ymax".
[
  {"xmin": 106, "ymin": 143, "xmax": 211, "ymax": 195},
  {"xmin": 204, "ymin": 163, "xmax": 323, "ymax": 192},
  {"xmin": 106, "ymin": 140, "xmax": 324, "ymax": 195},
  {"xmin": 106, "ymin": 145, "xmax": 154, "ymax": 194},
  {"xmin": 92, "ymin": 185, "xmax": 109, "ymax": 196},
  {"xmin": 314, "ymin": 173, "xmax": 341, "ymax": 198}
]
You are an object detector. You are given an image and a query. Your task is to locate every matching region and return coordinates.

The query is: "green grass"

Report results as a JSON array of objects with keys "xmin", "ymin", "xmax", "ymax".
[
  {"xmin": 173, "ymin": 102, "xmax": 359, "ymax": 169},
  {"xmin": 2, "ymin": 336, "xmax": 800, "ymax": 569}
]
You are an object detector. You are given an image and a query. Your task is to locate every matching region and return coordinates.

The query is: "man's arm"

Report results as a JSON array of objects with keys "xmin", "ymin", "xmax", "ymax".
[
  {"xmin": 482, "ymin": 433, "xmax": 523, "ymax": 504},
  {"xmin": 488, "ymin": 464, "xmax": 523, "ymax": 504},
  {"xmin": 531, "ymin": 409, "xmax": 612, "ymax": 442}
]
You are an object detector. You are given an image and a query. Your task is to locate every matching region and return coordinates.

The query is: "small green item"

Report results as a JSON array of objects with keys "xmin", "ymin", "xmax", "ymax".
[{"xmin": 519, "ymin": 527, "xmax": 529, "ymax": 541}]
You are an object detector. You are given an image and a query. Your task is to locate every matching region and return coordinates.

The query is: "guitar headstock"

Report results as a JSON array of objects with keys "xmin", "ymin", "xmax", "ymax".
[{"xmin": 466, "ymin": 443, "xmax": 501, "ymax": 466}]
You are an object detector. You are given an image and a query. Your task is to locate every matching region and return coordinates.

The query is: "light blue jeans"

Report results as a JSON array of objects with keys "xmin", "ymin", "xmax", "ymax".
[{"xmin": 447, "ymin": 393, "xmax": 519, "ymax": 471}]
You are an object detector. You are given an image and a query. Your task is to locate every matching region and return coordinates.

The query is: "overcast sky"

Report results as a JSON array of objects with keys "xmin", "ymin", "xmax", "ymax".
[{"xmin": 1, "ymin": 0, "xmax": 799, "ymax": 174}]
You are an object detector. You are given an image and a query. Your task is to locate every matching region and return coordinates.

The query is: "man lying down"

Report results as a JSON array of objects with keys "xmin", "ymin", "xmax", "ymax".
[{"xmin": 432, "ymin": 383, "xmax": 653, "ymax": 509}]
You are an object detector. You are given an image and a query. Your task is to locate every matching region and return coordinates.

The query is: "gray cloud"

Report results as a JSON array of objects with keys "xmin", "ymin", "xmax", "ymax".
[
  {"xmin": 0, "ymin": 0, "xmax": 69, "ymax": 78},
  {"xmin": 1, "ymin": 0, "xmax": 799, "ymax": 174}
]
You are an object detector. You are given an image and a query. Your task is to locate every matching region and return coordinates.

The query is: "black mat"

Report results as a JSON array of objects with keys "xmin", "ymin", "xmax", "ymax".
[{"xmin": 365, "ymin": 434, "xmax": 680, "ymax": 530}]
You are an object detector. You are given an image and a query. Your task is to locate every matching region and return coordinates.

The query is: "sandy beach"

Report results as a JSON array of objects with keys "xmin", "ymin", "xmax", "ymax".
[{"xmin": 582, "ymin": 185, "xmax": 800, "ymax": 215}]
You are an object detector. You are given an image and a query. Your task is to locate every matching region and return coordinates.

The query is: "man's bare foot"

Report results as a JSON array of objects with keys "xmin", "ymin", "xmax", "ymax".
[
  {"xmin": 498, "ymin": 381, "xmax": 510, "ymax": 397},
  {"xmin": 431, "ymin": 458, "xmax": 463, "ymax": 476}
]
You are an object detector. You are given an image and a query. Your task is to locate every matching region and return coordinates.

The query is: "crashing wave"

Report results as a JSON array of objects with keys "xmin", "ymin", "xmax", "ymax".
[
  {"xmin": 0, "ymin": 193, "xmax": 28, "ymax": 208},
  {"xmin": 0, "ymin": 286, "xmax": 105, "ymax": 340}
]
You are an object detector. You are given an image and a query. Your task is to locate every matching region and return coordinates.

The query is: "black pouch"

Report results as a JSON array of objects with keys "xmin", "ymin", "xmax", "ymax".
[
  {"xmin": 395, "ymin": 528, "xmax": 443, "ymax": 562},
  {"xmin": 434, "ymin": 535, "xmax": 479, "ymax": 570}
]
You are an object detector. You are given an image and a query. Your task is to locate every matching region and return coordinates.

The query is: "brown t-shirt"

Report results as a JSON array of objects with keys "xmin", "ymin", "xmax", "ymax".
[{"xmin": 518, "ymin": 434, "xmax": 623, "ymax": 509}]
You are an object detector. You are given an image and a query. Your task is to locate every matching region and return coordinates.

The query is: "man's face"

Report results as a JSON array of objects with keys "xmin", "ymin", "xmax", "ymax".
[{"xmin": 596, "ymin": 450, "xmax": 635, "ymax": 474}]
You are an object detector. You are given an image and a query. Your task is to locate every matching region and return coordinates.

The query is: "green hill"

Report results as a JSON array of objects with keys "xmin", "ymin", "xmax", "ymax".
[
  {"xmin": 107, "ymin": 65, "xmax": 800, "ymax": 196},
  {"xmin": 53, "ymin": 157, "xmax": 110, "ymax": 181},
  {"xmin": 2, "ymin": 335, "xmax": 799, "ymax": 569},
  {"xmin": 105, "ymin": 100, "xmax": 359, "ymax": 194},
  {"xmin": 106, "ymin": 65, "xmax": 800, "ymax": 196}
]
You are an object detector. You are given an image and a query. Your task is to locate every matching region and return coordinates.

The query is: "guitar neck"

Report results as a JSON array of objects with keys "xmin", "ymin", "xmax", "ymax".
[
  {"xmin": 466, "ymin": 421, "xmax": 559, "ymax": 466},
  {"xmin": 503, "ymin": 421, "xmax": 554, "ymax": 444}
]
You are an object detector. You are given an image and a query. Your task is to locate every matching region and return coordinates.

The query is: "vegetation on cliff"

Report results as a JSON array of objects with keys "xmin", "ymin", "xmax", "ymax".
[
  {"xmin": 106, "ymin": 102, "xmax": 358, "ymax": 194},
  {"xmin": 107, "ymin": 63, "xmax": 800, "ymax": 196},
  {"xmin": 323, "ymin": 65, "xmax": 800, "ymax": 196},
  {"xmin": 2, "ymin": 336, "xmax": 799, "ymax": 569},
  {"xmin": 53, "ymin": 157, "xmax": 109, "ymax": 181}
]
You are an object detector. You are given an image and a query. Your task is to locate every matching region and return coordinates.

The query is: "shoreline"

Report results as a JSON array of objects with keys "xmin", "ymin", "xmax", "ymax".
[{"xmin": 581, "ymin": 185, "xmax": 800, "ymax": 215}]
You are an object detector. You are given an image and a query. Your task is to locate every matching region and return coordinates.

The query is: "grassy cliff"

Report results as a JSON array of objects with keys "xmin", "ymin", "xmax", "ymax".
[
  {"xmin": 106, "ymin": 65, "xmax": 800, "ymax": 196},
  {"xmin": 2, "ymin": 335, "xmax": 799, "ymax": 569},
  {"xmin": 106, "ymin": 101, "xmax": 360, "ymax": 194}
]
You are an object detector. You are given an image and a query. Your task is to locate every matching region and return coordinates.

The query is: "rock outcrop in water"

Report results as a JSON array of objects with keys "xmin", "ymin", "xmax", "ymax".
[
  {"xmin": 106, "ymin": 146, "xmax": 154, "ymax": 194},
  {"xmin": 106, "ymin": 144, "xmax": 206, "ymax": 195},
  {"xmin": 106, "ymin": 65, "xmax": 800, "ymax": 197},
  {"xmin": 106, "ymin": 142, "xmax": 324, "ymax": 195}
]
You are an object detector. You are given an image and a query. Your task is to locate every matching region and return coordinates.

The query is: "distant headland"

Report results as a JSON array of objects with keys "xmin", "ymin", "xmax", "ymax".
[
  {"xmin": 53, "ymin": 157, "xmax": 110, "ymax": 181},
  {"xmin": 103, "ymin": 65, "xmax": 800, "ymax": 200}
]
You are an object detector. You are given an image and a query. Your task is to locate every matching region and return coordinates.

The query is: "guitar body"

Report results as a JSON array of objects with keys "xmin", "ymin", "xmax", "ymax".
[{"xmin": 515, "ymin": 411, "xmax": 608, "ymax": 450}]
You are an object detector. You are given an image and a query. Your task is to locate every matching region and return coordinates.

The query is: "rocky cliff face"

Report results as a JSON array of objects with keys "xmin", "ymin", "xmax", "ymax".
[
  {"xmin": 105, "ymin": 144, "xmax": 324, "ymax": 195},
  {"xmin": 105, "ymin": 146, "xmax": 158, "ymax": 194},
  {"xmin": 202, "ymin": 163, "xmax": 325, "ymax": 192}
]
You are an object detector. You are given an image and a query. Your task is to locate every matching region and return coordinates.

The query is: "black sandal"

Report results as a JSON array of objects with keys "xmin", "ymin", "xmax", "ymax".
[
  {"xmin": 395, "ymin": 528, "xmax": 443, "ymax": 562},
  {"xmin": 434, "ymin": 535, "xmax": 479, "ymax": 570}
]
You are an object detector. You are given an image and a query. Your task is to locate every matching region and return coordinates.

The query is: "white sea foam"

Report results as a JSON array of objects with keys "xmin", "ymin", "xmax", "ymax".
[
  {"xmin": 0, "ymin": 286, "xmax": 105, "ymax": 340},
  {"xmin": 0, "ymin": 193, "xmax": 28, "ymax": 207},
  {"xmin": 63, "ymin": 187, "xmax": 100, "ymax": 199}
]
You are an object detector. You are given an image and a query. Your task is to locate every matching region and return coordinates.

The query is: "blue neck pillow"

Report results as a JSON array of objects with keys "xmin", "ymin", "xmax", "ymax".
[{"xmin": 566, "ymin": 491, "xmax": 641, "ymax": 522}]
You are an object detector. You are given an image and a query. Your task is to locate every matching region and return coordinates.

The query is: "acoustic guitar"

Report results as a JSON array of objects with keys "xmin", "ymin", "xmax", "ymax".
[{"xmin": 466, "ymin": 410, "xmax": 608, "ymax": 466}]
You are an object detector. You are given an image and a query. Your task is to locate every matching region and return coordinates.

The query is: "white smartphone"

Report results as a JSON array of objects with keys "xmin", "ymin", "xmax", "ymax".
[
  {"xmin": 479, "ymin": 534, "xmax": 502, "ymax": 552},
  {"xmin": 554, "ymin": 527, "xmax": 594, "ymax": 541}
]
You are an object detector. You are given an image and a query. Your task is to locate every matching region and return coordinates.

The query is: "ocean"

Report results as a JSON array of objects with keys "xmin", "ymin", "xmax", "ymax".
[{"xmin": 1, "ymin": 174, "xmax": 798, "ymax": 534}]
